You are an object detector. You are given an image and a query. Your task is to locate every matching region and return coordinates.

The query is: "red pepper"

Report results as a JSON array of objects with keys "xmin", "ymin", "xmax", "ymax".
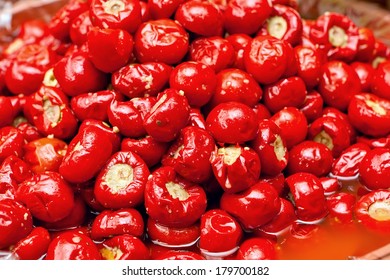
[
  {"xmin": 162, "ymin": 126, "xmax": 215, "ymax": 184},
  {"xmin": 350, "ymin": 61, "xmax": 374, "ymax": 92},
  {"xmin": 258, "ymin": 4, "xmax": 303, "ymax": 46},
  {"xmin": 355, "ymin": 190, "xmax": 390, "ymax": 233},
  {"xmin": 226, "ymin": 33, "xmax": 252, "ymax": 70},
  {"xmin": 0, "ymin": 126, "xmax": 25, "ymax": 163},
  {"xmin": 294, "ymin": 45, "xmax": 323, "ymax": 89},
  {"xmin": 355, "ymin": 27, "xmax": 376, "ymax": 62},
  {"xmin": 322, "ymin": 107, "xmax": 357, "ymax": 144},
  {"xmin": 0, "ymin": 199, "xmax": 33, "ymax": 250},
  {"xmin": 326, "ymin": 192, "xmax": 355, "ymax": 223},
  {"xmin": 12, "ymin": 227, "xmax": 51, "ymax": 260},
  {"xmin": 319, "ymin": 177, "xmax": 340, "ymax": 195},
  {"xmin": 16, "ymin": 171, "xmax": 75, "ymax": 223},
  {"xmin": 236, "ymin": 238, "xmax": 277, "ymax": 260},
  {"xmin": 23, "ymin": 86, "xmax": 78, "ymax": 140},
  {"xmin": 174, "ymin": 0, "xmax": 223, "ymax": 37},
  {"xmin": 87, "ymin": 27, "xmax": 134, "ymax": 73},
  {"xmin": 285, "ymin": 172, "xmax": 328, "ymax": 223},
  {"xmin": 224, "ymin": 0, "xmax": 272, "ymax": 35},
  {"xmin": 147, "ymin": 218, "xmax": 200, "ymax": 247},
  {"xmin": 147, "ymin": 0, "xmax": 184, "ymax": 20},
  {"xmin": 299, "ymin": 90, "xmax": 323, "ymax": 123},
  {"xmin": 45, "ymin": 231, "xmax": 102, "ymax": 260},
  {"xmin": 210, "ymin": 145, "xmax": 261, "ymax": 193},
  {"xmin": 287, "ymin": 140, "xmax": 333, "ymax": 177},
  {"xmin": 16, "ymin": 122, "xmax": 43, "ymax": 142},
  {"xmin": 94, "ymin": 151, "xmax": 150, "ymax": 209},
  {"xmin": 309, "ymin": 12, "xmax": 359, "ymax": 62},
  {"xmin": 169, "ymin": 61, "xmax": 216, "ymax": 108},
  {"xmin": 357, "ymin": 135, "xmax": 390, "ymax": 149},
  {"xmin": 112, "ymin": 62, "xmax": 172, "ymax": 99},
  {"xmin": 69, "ymin": 11, "xmax": 93, "ymax": 46},
  {"xmin": 220, "ymin": 181, "xmax": 281, "ymax": 230},
  {"xmin": 371, "ymin": 61, "xmax": 390, "ymax": 100},
  {"xmin": 99, "ymin": 234, "xmax": 149, "ymax": 260},
  {"xmin": 144, "ymin": 166, "xmax": 207, "ymax": 228},
  {"xmin": 70, "ymin": 90, "xmax": 123, "ymax": 122},
  {"xmin": 91, "ymin": 208, "xmax": 144, "ymax": 241},
  {"xmin": 90, "ymin": 0, "xmax": 142, "ymax": 33},
  {"xmin": 359, "ymin": 148, "xmax": 390, "ymax": 191},
  {"xmin": 0, "ymin": 96, "xmax": 15, "ymax": 127},
  {"xmin": 331, "ymin": 143, "xmax": 371, "ymax": 178},
  {"xmin": 348, "ymin": 93, "xmax": 390, "ymax": 138},
  {"xmin": 187, "ymin": 108, "xmax": 207, "ymax": 129},
  {"xmin": 199, "ymin": 209, "xmax": 242, "ymax": 254},
  {"xmin": 134, "ymin": 19, "xmax": 188, "ymax": 65},
  {"xmin": 143, "ymin": 88, "xmax": 190, "ymax": 142}
]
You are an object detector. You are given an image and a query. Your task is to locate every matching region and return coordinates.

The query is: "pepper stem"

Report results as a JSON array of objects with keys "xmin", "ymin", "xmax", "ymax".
[
  {"xmin": 328, "ymin": 26, "xmax": 348, "ymax": 48},
  {"xmin": 267, "ymin": 16, "xmax": 288, "ymax": 40},
  {"xmin": 103, "ymin": 0, "xmax": 125, "ymax": 17},
  {"xmin": 368, "ymin": 200, "xmax": 390, "ymax": 222}
]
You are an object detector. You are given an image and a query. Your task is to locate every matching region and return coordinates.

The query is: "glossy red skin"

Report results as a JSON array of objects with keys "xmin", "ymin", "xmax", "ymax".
[
  {"xmin": 12, "ymin": 227, "xmax": 51, "ymax": 260},
  {"xmin": 144, "ymin": 166, "xmax": 207, "ymax": 227},
  {"xmin": 112, "ymin": 63, "xmax": 172, "ymax": 99},
  {"xmin": 210, "ymin": 145, "xmax": 261, "ymax": 194},
  {"xmin": 148, "ymin": 0, "xmax": 184, "ymax": 19},
  {"xmin": 87, "ymin": 27, "xmax": 133, "ymax": 73},
  {"xmin": 89, "ymin": 0, "xmax": 142, "ymax": 33},
  {"xmin": 371, "ymin": 40, "xmax": 390, "ymax": 67},
  {"xmin": 94, "ymin": 151, "xmax": 150, "ymax": 209},
  {"xmin": 263, "ymin": 76, "xmax": 306, "ymax": 113},
  {"xmin": 270, "ymin": 106, "xmax": 308, "ymax": 150},
  {"xmin": 285, "ymin": 172, "xmax": 328, "ymax": 223},
  {"xmin": 162, "ymin": 126, "xmax": 215, "ymax": 184},
  {"xmin": 169, "ymin": 61, "xmax": 216, "ymax": 108},
  {"xmin": 250, "ymin": 119, "xmax": 288, "ymax": 176},
  {"xmin": 299, "ymin": 90, "xmax": 323, "ymax": 123},
  {"xmin": 23, "ymin": 137, "xmax": 68, "ymax": 173},
  {"xmin": 70, "ymin": 11, "xmax": 93, "ymax": 46},
  {"xmin": 331, "ymin": 143, "xmax": 370, "ymax": 178},
  {"xmin": 143, "ymin": 89, "xmax": 190, "ymax": 142},
  {"xmin": 294, "ymin": 45, "xmax": 323, "ymax": 89},
  {"xmin": 326, "ymin": 192, "xmax": 355, "ymax": 223},
  {"xmin": 371, "ymin": 61, "xmax": 390, "ymax": 100},
  {"xmin": 91, "ymin": 208, "xmax": 144, "ymax": 241},
  {"xmin": 220, "ymin": 181, "xmax": 281, "ymax": 230},
  {"xmin": 224, "ymin": 0, "xmax": 272, "ymax": 35},
  {"xmin": 199, "ymin": 209, "xmax": 242, "ymax": 253},
  {"xmin": 309, "ymin": 13, "xmax": 359, "ymax": 62},
  {"xmin": 351, "ymin": 61, "xmax": 374, "ymax": 92},
  {"xmin": 258, "ymin": 198, "xmax": 296, "ymax": 234},
  {"xmin": 24, "ymin": 86, "xmax": 78, "ymax": 140},
  {"xmin": 175, "ymin": 0, "xmax": 223, "ymax": 37},
  {"xmin": 243, "ymin": 35, "xmax": 289, "ymax": 85},
  {"xmin": 259, "ymin": 173, "xmax": 285, "ymax": 195},
  {"xmin": 322, "ymin": 106, "xmax": 356, "ymax": 144},
  {"xmin": 0, "ymin": 96, "xmax": 15, "ymax": 127},
  {"xmin": 355, "ymin": 190, "xmax": 390, "ymax": 232},
  {"xmin": 16, "ymin": 122, "xmax": 43, "ymax": 142},
  {"xmin": 121, "ymin": 136, "xmax": 169, "ymax": 167},
  {"xmin": 289, "ymin": 222, "xmax": 319, "ymax": 239},
  {"xmin": 209, "ymin": 68, "xmax": 262, "ymax": 109},
  {"xmin": 59, "ymin": 120, "xmax": 120, "ymax": 183},
  {"xmin": 79, "ymin": 119, "xmax": 121, "ymax": 152},
  {"xmin": 319, "ymin": 177, "xmax": 340, "ymax": 195},
  {"xmin": 359, "ymin": 148, "xmax": 390, "ymax": 191},
  {"xmin": 79, "ymin": 185, "xmax": 105, "ymax": 213},
  {"xmin": 48, "ymin": 0, "xmax": 88, "ymax": 41},
  {"xmin": 236, "ymin": 238, "xmax": 277, "ymax": 260},
  {"xmin": 134, "ymin": 19, "xmax": 188, "ymax": 65},
  {"xmin": 348, "ymin": 93, "xmax": 390, "ymax": 138},
  {"xmin": 189, "ymin": 36, "xmax": 235, "ymax": 73},
  {"xmin": 206, "ymin": 101, "xmax": 258, "ymax": 144},
  {"xmin": 5, "ymin": 44, "xmax": 58, "ymax": 95},
  {"xmin": 308, "ymin": 116, "xmax": 350, "ymax": 158},
  {"xmin": 287, "ymin": 141, "xmax": 333, "ymax": 177},
  {"xmin": 0, "ymin": 199, "xmax": 33, "ymax": 249},
  {"xmin": 226, "ymin": 33, "xmax": 252, "ymax": 70},
  {"xmin": 53, "ymin": 51, "xmax": 108, "ymax": 97},
  {"xmin": 130, "ymin": 96, "xmax": 157, "ymax": 118},
  {"xmin": 70, "ymin": 90, "xmax": 123, "ymax": 122},
  {"xmin": 45, "ymin": 231, "xmax": 101, "ymax": 260},
  {"xmin": 253, "ymin": 104, "xmax": 272, "ymax": 121},
  {"xmin": 107, "ymin": 100, "xmax": 145, "ymax": 138},
  {"xmin": 99, "ymin": 235, "xmax": 149, "ymax": 260},
  {"xmin": 188, "ymin": 108, "xmax": 206, "ymax": 129},
  {"xmin": 318, "ymin": 60, "xmax": 360, "ymax": 111},
  {"xmin": 0, "ymin": 126, "xmax": 24, "ymax": 162},
  {"xmin": 356, "ymin": 27, "xmax": 376, "ymax": 62},
  {"xmin": 258, "ymin": 4, "xmax": 303, "ymax": 46},
  {"xmin": 147, "ymin": 218, "xmax": 200, "ymax": 247},
  {"xmin": 357, "ymin": 135, "xmax": 390, "ymax": 149},
  {"xmin": 16, "ymin": 171, "xmax": 74, "ymax": 223},
  {"xmin": 155, "ymin": 250, "xmax": 205, "ymax": 260},
  {"xmin": 18, "ymin": 20, "xmax": 49, "ymax": 44}
]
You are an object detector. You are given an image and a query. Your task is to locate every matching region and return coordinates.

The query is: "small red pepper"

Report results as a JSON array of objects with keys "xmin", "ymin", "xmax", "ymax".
[
  {"xmin": 236, "ymin": 238, "xmax": 277, "ymax": 260},
  {"xmin": 331, "ymin": 143, "xmax": 371, "ymax": 178},
  {"xmin": 359, "ymin": 148, "xmax": 390, "ymax": 191},
  {"xmin": 326, "ymin": 192, "xmax": 355, "ymax": 223},
  {"xmin": 0, "ymin": 126, "xmax": 25, "ymax": 163},
  {"xmin": 99, "ymin": 234, "xmax": 149, "ymax": 260},
  {"xmin": 12, "ymin": 227, "xmax": 51, "ymax": 260}
]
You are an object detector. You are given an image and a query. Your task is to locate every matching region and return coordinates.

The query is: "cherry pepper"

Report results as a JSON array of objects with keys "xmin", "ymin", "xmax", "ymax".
[
  {"xmin": 309, "ymin": 12, "xmax": 359, "ymax": 62},
  {"xmin": 12, "ymin": 227, "xmax": 51, "ymax": 260},
  {"xmin": 144, "ymin": 166, "xmax": 207, "ymax": 228},
  {"xmin": 99, "ymin": 234, "xmax": 149, "ymax": 260},
  {"xmin": 94, "ymin": 151, "xmax": 150, "ymax": 209},
  {"xmin": 59, "ymin": 120, "xmax": 120, "ymax": 184}
]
